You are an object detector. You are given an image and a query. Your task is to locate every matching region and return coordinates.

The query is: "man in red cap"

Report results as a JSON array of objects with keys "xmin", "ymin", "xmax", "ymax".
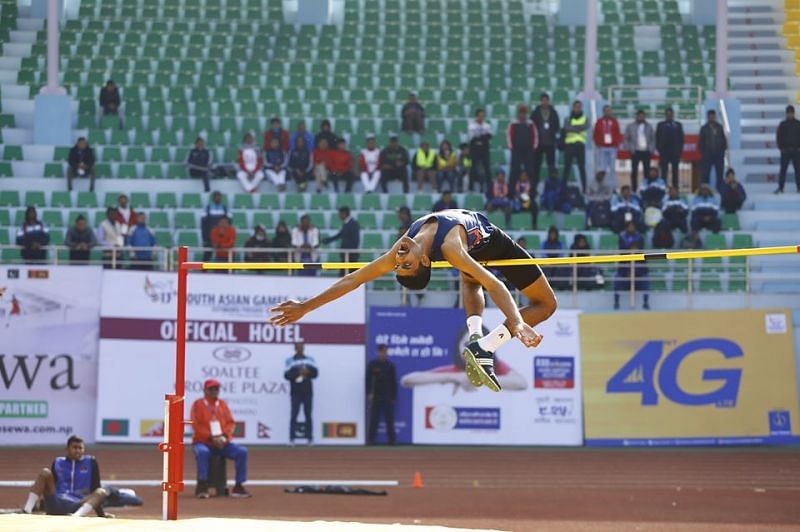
[
  {"xmin": 189, "ymin": 379, "xmax": 251, "ymax": 498},
  {"xmin": 506, "ymin": 104, "xmax": 538, "ymax": 198}
]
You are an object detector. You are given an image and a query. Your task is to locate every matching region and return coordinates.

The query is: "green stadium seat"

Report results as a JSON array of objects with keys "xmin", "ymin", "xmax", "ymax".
[
  {"xmin": 412, "ymin": 195, "xmax": 432, "ymax": 211},
  {"xmin": 44, "ymin": 163, "xmax": 65, "ymax": 178},
  {"xmin": 155, "ymin": 192, "xmax": 178, "ymax": 208},
  {"xmin": 181, "ymin": 193, "xmax": 203, "ymax": 209},
  {"xmin": 177, "ymin": 231, "xmax": 200, "ymax": 247},
  {"xmin": 129, "ymin": 192, "xmax": 150, "ymax": 209},
  {"xmin": 359, "ymin": 194, "xmax": 381, "ymax": 211},
  {"xmin": 76, "ymin": 191, "xmax": 97, "ymax": 208},
  {"xmin": 24, "ymin": 191, "xmax": 46, "ymax": 207},
  {"xmin": 253, "ymin": 211, "xmax": 274, "ymax": 229},
  {"xmin": 537, "ymin": 212, "xmax": 556, "ymax": 230},
  {"xmin": 3, "ymin": 145, "xmax": 23, "ymax": 161},
  {"xmin": 50, "ymin": 191, "xmax": 72, "ymax": 208},
  {"xmin": 336, "ymin": 193, "xmax": 357, "ymax": 210},
  {"xmin": 487, "ymin": 211, "xmax": 506, "ymax": 229},
  {"xmin": 356, "ymin": 212, "xmax": 378, "ymax": 230},
  {"xmin": 258, "ymin": 194, "xmax": 280, "ymax": 210},
  {"xmin": 42, "ymin": 210, "xmax": 63, "ymax": 227},
  {"xmin": 174, "ymin": 211, "xmax": 197, "ymax": 229},
  {"xmin": 387, "ymin": 194, "xmax": 408, "ymax": 211},
  {"xmin": 283, "ymin": 193, "xmax": 306, "ymax": 211},
  {"xmin": 147, "ymin": 211, "xmax": 169, "ymax": 229},
  {"xmin": 309, "ymin": 194, "xmax": 331, "ymax": 210},
  {"xmin": 234, "ymin": 194, "xmax": 254, "ymax": 209}
]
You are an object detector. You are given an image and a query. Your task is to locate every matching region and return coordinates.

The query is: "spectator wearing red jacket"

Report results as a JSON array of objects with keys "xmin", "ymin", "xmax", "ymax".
[
  {"xmin": 112, "ymin": 194, "xmax": 136, "ymax": 241},
  {"xmin": 359, "ymin": 136, "xmax": 382, "ymax": 193},
  {"xmin": 328, "ymin": 139, "xmax": 355, "ymax": 192},
  {"xmin": 506, "ymin": 105, "xmax": 538, "ymax": 197},
  {"xmin": 312, "ymin": 138, "xmax": 332, "ymax": 193},
  {"xmin": 263, "ymin": 117, "xmax": 290, "ymax": 152},
  {"xmin": 210, "ymin": 216, "xmax": 236, "ymax": 261},
  {"xmin": 593, "ymin": 105, "xmax": 622, "ymax": 190},
  {"xmin": 236, "ymin": 133, "xmax": 264, "ymax": 193}
]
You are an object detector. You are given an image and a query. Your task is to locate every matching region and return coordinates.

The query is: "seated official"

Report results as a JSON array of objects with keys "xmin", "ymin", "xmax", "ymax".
[
  {"xmin": 190, "ymin": 379, "xmax": 251, "ymax": 499},
  {"xmin": 690, "ymin": 184, "xmax": 722, "ymax": 233},
  {"xmin": 639, "ymin": 167, "xmax": 667, "ymax": 208},
  {"xmin": 719, "ymin": 168, "xmax": 747, "ymax": 213},
  {"xmin": 610, "ymin": 185, "xmax": 644, "ymax": 233},
  {"xmin": 661, "ymin": 186, "xmax": 689, "ymax": 233},
  {"xmin": 20, "ymin": 435, "xmax": 111, "ymax": 517}
]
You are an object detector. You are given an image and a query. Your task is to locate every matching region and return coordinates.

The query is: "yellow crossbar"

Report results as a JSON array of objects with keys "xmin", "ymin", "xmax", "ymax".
[{"xmin": 189, "ymin": 245, "xmax": 800, "ymax": 271}]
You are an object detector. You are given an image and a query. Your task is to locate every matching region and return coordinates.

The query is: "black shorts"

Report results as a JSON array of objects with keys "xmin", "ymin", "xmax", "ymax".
[{"xmin": 469, "ymin": 227, "xmax": 543, "ymax": 291}]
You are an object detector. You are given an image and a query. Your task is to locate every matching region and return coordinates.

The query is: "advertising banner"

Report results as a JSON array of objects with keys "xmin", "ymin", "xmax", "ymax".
[
  {"xmin": 96, "ymin": 271, "xmax": 365, "ymax": 445},
  {"xmin": 0, "ymin": 266, "xmax": 102, "ymax": 444},
  {"xmin": 581, "ymin": 309, "xmax": 800, "ymax": 446},
  {"xmin": 367, "ymin": 307, "xmax": 583, "ymax": 445}
]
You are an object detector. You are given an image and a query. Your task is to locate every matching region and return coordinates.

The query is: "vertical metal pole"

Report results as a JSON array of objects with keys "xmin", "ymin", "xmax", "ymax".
[
  {"xmin": 44, "ymin": 0, "xmax": 60, "ymax": 94},
  {"xmin": 581, "ymin": 0, "xmax": 599, "ymax": 100},
  {"xmin": 715, "ymin": 0, "xmax": 728, "ymax": 97}
]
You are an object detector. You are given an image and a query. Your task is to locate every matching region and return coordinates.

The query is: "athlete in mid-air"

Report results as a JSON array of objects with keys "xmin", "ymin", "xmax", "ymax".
[{"xmin": 270, "ymin": 209, "xmax": 557, "ymax": 392}]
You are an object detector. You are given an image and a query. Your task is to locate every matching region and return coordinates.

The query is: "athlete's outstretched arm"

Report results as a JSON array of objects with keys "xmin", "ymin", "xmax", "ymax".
[
  {"xmin": 442, "ymin": 242, "xmax": 542, "ymax": 348},
  {"xmin": 270, "ymin": 250, "xmax": 396, "ymax": 326}
]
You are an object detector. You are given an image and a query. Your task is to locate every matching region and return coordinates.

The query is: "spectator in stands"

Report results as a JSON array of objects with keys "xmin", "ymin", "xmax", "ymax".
[
  {"xmin": 366, "ymin": 344, "xmax": 397, "ymax": 446},
  {"xmin": 190, "ymin": 379, "xmax": 251, "ymax": 499},
  {"xmin": 586, "ymin": 171, "xmax": 613, "ymax": 230},
  {"xmin": 562, "ymin": 100, "xmax": 589, "ymax": 192},
  {"xmin": 263, "ymin": 117, "xmax": 289, "ymax": 152},
  {"xmin": 698, "ymin": 109, "xmax": 727, "ymax": 190},
  {"xmin": 593, "ymin": 105, "xmax": 622, "ymax": 190},
  {"xmin": 512, "ymin": 171, "xmax": 537, "ymax": 229},
  {"xmin": 457, "ymin": 143, "xmax": 472, "ymax": 192},
  {"xmin": 468, "ymin": 109, "xmax": 493, "ymax": 193},
  {"xmin": 651, "ymin": 219, "xmax": 675, "ymax": 249},
  {"xmin": 113, "ymin": 194, "xmax": 136, "ymax": 242},
  {"xmin": 264, "ymin": 137, "xmax": 288, "ymax": 192},
  {"xmin": 288, "ymin": 136, "xmax": 313, "ymax": 192},
  {"xmin": 202, "ymin": 191, "xmax": 228, "ymax": 248},
  {"xmin": 401, "ymin": 92, "xmax": 425, "ymax": 134},
  {"xmin": 516, "ymin": 236, "xmax": 529, "ymax": 250},
  {"xmin": 284, "ymin": 343, "xmax": 319, "ymax": 444},
  {"xmin": 312, "ymin": 138, "xmax": 332, "ymax": 193},
  {"xmin": 396, "ymin": 206, "xmax": 412, "ymax": 240},
  {"xmin": 611, "ymin": 185, "xmax": 643, "ymax": 234},
  {"xmin": 433, "ymin": 191, "xmax": 458, "ymax": 212},
  {"xmin": 661, "ymin": 186, "xmax": 689, "ymax": 234},
  {"xmin": 680, "ymin": 230, "xmax": 703, "ymax": 250},
  {"xmin": 98, "ymin": 79, "xmax": 120, "ymax": 115},
  {"xmin": 540, "ymin": 169, "xmax": 566, "ymax": 213},
  {"xmin": 236, "ymin": 133, "xmax": 264, "ymax": 193},
  {"xmin": 719, "ymin": 168, "xmax": 747, "ymax": 213},
  {"xmin": 359, "ymin": 136, "xmax": 382, "ymax": 193},
  {"xmin": 614, "ymin": 222, "xmax": 650, "ymax": 310},
  {"xmin": 775, "ymin": 104, "xmax": 800, "ymax": 194},
  {"xmin": 20, "ymin": 435, "xmax": 112, "ymax": 517},
  {"xmin": 413, "ymin": 141, "xmax": 437, "ymax": 191},
  {"xmin": 186, "ymin": 137, "xmax": 214, "ymax": 193},
  {"xmin": 624, "ymin": 109, "xmax": 655, "ymax": 192},
  {"xmin": 291, "ymin": 215, "xmax": 320, "ymax": 276},
  {"xmin": 690, "ymin": 184, "xmax": 721, "ymax": 233},
  {"xmin": 655, "ymin": 107, "xmax": 685, "ymax": 189},
  {"xmin": 128, "ymin": 212, "xmax": 156, "ymax": 270},
  {"xmin": 96, "ymin": 207, "xmax": 124, "ymax": 268},
  {"xmin": 244, "ymin": 225, "xmax": 271, "ymax": 263},
  {"xmin": 323, "ymin": 206, "xmax": 361, "ymax": 271},
  {"xmin": 530, "ymin": 93, "xmax": 560, "ymax": 190},
  {"xmin": 570, "ymin": 234, "xmax": 602, "ymax": 290},
  {"xmin": 435, "ymin": 139, "xmax": 458, "ymax": 192},
  {"xmin": 507, "ymin": 105, "xmax": 537, "ymax": 195},
  {"xmin": 379, "ymin": 135, "xmax": 410, "ymax": 193},
  {"xmin": 290, "ymin": 121, "xmax": 314, "ymax": 153},
  {"xmin": 329, "ymin": 139, "xmax": 355, "ymax": 193},
  {"xmin": 314, "ymin": 119, "xmax": 338, "ymax": 150},
  {"xmin": 64, "ymin": 215, "xmax": 96, "ymax": 264},
  {"xmin": 272, "ymin": 221, "xmax": 291, "ymax": 262},
  {"xmin": 640, "ymin": 167, "xmax": 667, "ymax": 209},
  {"xmin": 67, "ymin": 137, "xmax": 96, "ymax": 192},
  {"xmin": 541, "ymin": 226, "xmax": 567, "ymax": 290},
  {"xmin": 210, "ymin": 216, "xmax": 236, "ymax": 261},
  {"xmin": 485, "ymin": 168, "xmax": 512, "ymax": 224}
]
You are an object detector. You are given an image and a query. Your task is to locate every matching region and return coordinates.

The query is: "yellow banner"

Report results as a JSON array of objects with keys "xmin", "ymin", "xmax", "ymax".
[{"xmin": 581, "ymin": 309, "xmax": 800, "ymax": 445}]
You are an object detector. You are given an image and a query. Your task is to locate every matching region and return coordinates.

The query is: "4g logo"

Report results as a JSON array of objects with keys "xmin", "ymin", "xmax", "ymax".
[{"xmin": 606, "ymin": 339, "xmax": 743, "ymax": 407}]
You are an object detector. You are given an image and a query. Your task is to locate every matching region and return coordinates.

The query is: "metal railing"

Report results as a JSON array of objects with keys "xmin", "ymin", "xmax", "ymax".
[{"xmin": 607, "ymin": 84, "xmax": 705, "ymax": 123}]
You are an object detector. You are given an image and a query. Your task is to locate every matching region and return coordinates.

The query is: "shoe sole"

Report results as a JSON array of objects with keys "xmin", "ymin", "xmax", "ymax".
[{"xmin": 462, "ymin": 348, "xmax": 501, "ymax": 392}]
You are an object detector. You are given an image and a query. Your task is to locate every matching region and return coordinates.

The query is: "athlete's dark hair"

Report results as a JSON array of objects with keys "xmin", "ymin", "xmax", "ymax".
[
  {"xmin": 396, "ymin": 264, "xmax": 431, "ymax": 290},
  {"xmin": 67, "ymin": 435, "xmax": 84, "ymax": 447}
]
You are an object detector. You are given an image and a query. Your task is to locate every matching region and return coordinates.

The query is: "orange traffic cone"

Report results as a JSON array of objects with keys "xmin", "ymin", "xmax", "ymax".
[{"xmin": 412, "ymin": 471, "xmax": 424, "ymax": 489}]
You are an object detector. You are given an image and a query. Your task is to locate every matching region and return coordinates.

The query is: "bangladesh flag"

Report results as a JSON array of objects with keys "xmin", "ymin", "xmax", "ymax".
[{"xmin": 102, "ymin": 418, "xmax": 129, "ymax": 436}]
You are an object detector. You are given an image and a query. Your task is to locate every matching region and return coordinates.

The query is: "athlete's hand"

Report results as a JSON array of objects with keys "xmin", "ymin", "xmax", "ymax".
[
  {"xmin": 269, "ymin": 299, "xmax": 307, "ymax": 326},
  {"xmin": 512, "ymin": 323, "xmax": 543, "ymax": 348}
]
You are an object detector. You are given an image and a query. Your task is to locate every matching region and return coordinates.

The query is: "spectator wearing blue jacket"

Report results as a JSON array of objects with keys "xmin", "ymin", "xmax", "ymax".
[
  {"xmin": 541, "ymin": 226, "xmax": 568, "ymax": 290},
  {"xmin": 719, "ymin": 168, "xmax": 747, "ymax": 213},
  {"xmin": 288, "ymin": 136, "xmax": 313, "ymax": 192},
  {"xmin": 639, "ymin": 167, "xmax": 667, "ymax": 208},
  {"xmin": 323, "ymin": 206, "xmax": 361, "ymax": 275},
  {"xmin": 128, "ymin": 212, "xmax": 156, "ymax": 269},
  {"xmin": 611, "ymin": 185, "xmax": 644, "ymax": 233},
  {"xmin": 614, "ymin": 222, "xmax": 650, "ymax": 310},
  {"xmin": 20, "ymin": 435, "xmax": 110, "ymax": 517},
  {"xmin": 289, "ymin": 121, "xmax": 314, "ymax": 153},
  {"xmin": 661, "ymin": 186, "xmax": 689, "ymax": 233},
  {"xmin": 264, "ymin": 137, "xmax": 288, "ymax": 191},
  {"xmin": 690, "ymin": 184, "xmax": 721, "ymax": 233},
  {"xmin": 16, "ymin": 206, "xmax": 50, "ymax": 264}
]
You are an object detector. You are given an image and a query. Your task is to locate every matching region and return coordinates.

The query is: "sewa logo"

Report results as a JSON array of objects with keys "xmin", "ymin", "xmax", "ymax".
[
  {"xmin": 0, "ymin": 355, "xmax": 80, "ymax": 391},
  {"xmin": 606, "ymin": 339, "xmax": 742, "ymax": 407}
]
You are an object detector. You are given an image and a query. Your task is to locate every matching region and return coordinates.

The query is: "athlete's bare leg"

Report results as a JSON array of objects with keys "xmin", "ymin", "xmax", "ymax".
[
  {"xmin": 30, "ymin": 468, "xmax": 55, "ymax": 497},
  {"xmin": 461, "ymin": 273, "xmax": 484, "ymax": 318},
  {"xmin": 516, "ymin": 275, "xmax": 558, "ymax": 328}
]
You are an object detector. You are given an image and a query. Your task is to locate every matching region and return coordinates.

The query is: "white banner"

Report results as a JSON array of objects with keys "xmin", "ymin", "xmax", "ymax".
[
  {"xmin": 0, "ymin": 266, "xmax": 102, "ymax": 445},
  {"xmin": 410, "ymin": 309, "xmax": 583, "ymax": 445},
  {"xmin": 96, "ymin": 271, "xmax": 366, "ymax": 445}
]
